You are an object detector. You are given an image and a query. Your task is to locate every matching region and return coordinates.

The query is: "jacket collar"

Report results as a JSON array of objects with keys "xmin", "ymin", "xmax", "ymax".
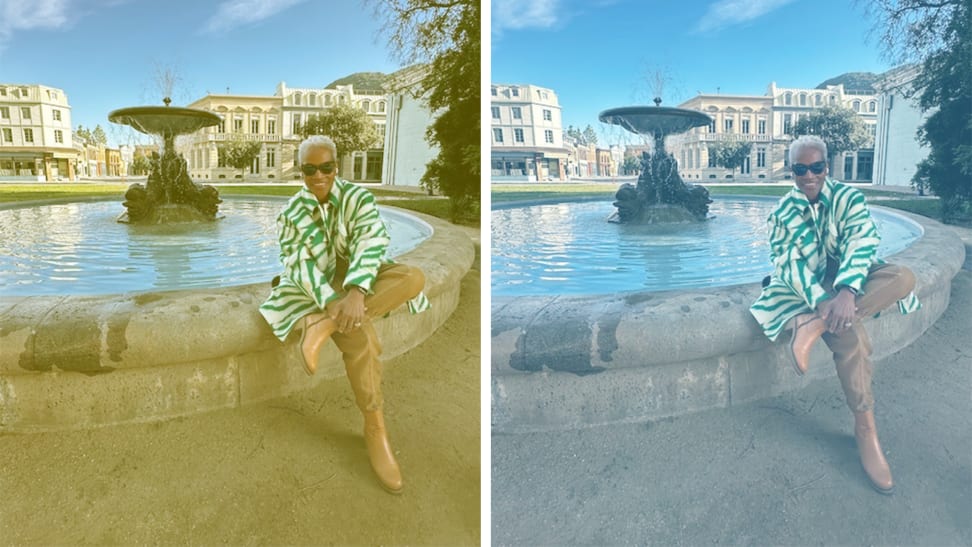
[{"xmin": 787, "ymin": 177, "xmax": 835, "ymax": 212}]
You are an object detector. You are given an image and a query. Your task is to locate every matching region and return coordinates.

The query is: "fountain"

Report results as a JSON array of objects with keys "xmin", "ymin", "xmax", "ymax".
[
  {"xmin": 108, "ymin": 98, "xmax": 222, "ymax": 223},
  {"xmin": 599, "ymin": 99, "xmax": 712, "ymax": 223}
]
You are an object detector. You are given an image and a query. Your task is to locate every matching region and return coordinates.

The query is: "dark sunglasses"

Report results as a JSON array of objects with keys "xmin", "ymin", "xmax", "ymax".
[
  {"xmin": 300, "ymin": 161, "xmax": 336, "ymax": 176},
  {"xmin": 792, "ymin": 161, "xmax": 826, "ymax": 176}
]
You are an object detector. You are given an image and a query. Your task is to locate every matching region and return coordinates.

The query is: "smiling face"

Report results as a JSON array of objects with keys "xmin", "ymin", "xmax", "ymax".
[
  {"xmin": 792, "ymin": 147, "xmax": 827, "ymax": 203},
  {"xmin": 301, "ymin": 146, "xmax": 337, "ymax": 202}
]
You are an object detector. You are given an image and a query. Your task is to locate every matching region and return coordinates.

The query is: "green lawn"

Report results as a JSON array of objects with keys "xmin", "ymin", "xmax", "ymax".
[{"xmin": 0, "ymin": 183, "xmax": 474, "ymax": 226}]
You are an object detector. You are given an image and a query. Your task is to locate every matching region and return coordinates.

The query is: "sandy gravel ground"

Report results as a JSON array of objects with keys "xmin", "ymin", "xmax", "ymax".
[{"xmin": 0, "ymin": 250, "xmax": 481, "ymax": 546}]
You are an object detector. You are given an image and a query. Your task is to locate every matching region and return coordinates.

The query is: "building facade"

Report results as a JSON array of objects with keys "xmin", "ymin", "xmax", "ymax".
[
  {"xmin": 672, "ymin": 82, "xmax": 880, "ymax": 183},
  {"xmin": 0, "ymin": 83, "xmax": 76, "ymax": 181},
  {"xmin": 490, "ymin": 83, "xmax": 567, "ymax": 181},
  {"xmin": 381, "ymin": 65, "xmax": 437, "ymax": 187},
  {"xmin": 184, "ymin": 82, "xmax": 387, "ymax": 182},
  {"xmin": 873, "ymin": 65, "xmax": 930, "ymax": 187}
]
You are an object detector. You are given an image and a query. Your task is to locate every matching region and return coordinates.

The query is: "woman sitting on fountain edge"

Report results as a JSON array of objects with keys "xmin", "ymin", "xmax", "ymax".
[
  {"xmin": 258, "ymin": 135, "xmax": 429, "ymax": 495},
  {"xmin": 749, "ymin": 134, "xmax": 920, "ymax": 495}
]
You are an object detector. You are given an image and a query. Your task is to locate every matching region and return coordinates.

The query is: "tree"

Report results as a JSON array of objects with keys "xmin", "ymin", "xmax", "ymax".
[
  {"xmin": 868, "ymin": 0, "xmax": 971, "ymax": 221},
  {"xmin": 130, "ymin": 153, "xmax": 152, "ymax": 176},
  {"xmin": 582, "ymin": 125, "xmax": 598, "ymax": 146},
  {"xmin": 565, "ymin": 125, "xmax": 584, "ymax": 145},
  {"xmin": 372, "ymin": 0, "xmax": 480, "ymax": 223},
  {"xmin": 218, "ymin": 135, "xmax": 263, "ymax": 178},
  {"xmin": 300, "ymin": 102, "xmax": 381, "ymax": 168},
  {"xmin": 91, "ymin": 125, "xmax": 107, "ymax": 145},
  {"xmin": 791, "ymin": 105, "xmax": 870, "ymax": 169},
  {"xmin": 75, "ymin": 125, "xmax": 92, "ymax": 143},
  {"xmin": 622, "ymin": 155, "xmax": 641, "ymax": 176},
  {"xmin": 708, "ymin": 140, "xmax": 752, "ymax": 177}
]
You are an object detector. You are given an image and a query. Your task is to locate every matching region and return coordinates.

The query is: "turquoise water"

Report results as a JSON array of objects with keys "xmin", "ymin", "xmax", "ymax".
[
  {"xmin": 492, "ymin": 197, "xmax": 923, "ymax": 296},
  {"xmin": 0, "ymin": 196, "xmax": 431, "ymax": 296}
]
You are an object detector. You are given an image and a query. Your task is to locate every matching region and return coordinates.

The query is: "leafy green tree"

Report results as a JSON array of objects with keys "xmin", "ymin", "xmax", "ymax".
[
  {"xmin": 300, "ymin": 102, "xmax": 381, "ymax": 168},
  {"xmin": 92, "ymin": 125, "xmax": 107, "ymax": 145},
  {"xmin": 622, "ymin": 155, "xmax": 641, "ymax": 175},
  {"xmin": 130, "ymin": 153, "xmax": 152, "ymax": 176},
  {"xmin": 791, "ymin": 105, "xmax": 870, "ymax": 169},
  {"xmin": 218, "ymin": 135, "xmax": 263, "ymax": 178},
  {"xmin": 868, "ymin": 0, "xmax": 971, "ymax": 222},
  {"xmin": 372, "ymin": 0, "xmax": 480, "ymax": 223},
  {"xmin": 75, "ymin": 125, "xmax": 92, "ymax": 143},
  {"xmin": 708, "ymin": 140, "xmax": 752, "ymax": 177},
  {"xmin": 582, "ymin": 125, "xmax": 598, "ymax": 146},
  {"xmin": 565, "ymin": 125, "xmax": 584, "ymax": 145}
]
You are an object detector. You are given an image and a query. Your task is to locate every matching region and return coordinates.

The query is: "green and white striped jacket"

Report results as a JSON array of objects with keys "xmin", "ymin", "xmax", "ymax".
[
  {"xmin": 259, "ymin": 179, "xmax": 429, "ymax": 341},
  {"xmin": 750, "ymin": 178, "xmax": 919, "ymax": 341}
]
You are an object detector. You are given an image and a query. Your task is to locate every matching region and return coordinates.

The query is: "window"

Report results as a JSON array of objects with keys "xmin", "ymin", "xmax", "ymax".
[
  {"xmin": 723, "ymin": 118, "xmax": 734, "ymax": 133},
  {"xmin": 292, "ymin": 113, "xmax": 301, "ymax": 134},
  {"xmin": 511, "ymin": 88, "xmax": 519, "ymax": 97},
  {"xmin": 21, "ymin": 107, "xmax": 31, "ymax": 120},
  {"xmin": 0, "ymin": 107, "xmax": 8, "ymax": 119},
  {"xmin": 544, "ymin": 129, "xmax": 554, "ymax": 144},
  {"xmin": 491, "ymin": 106, "xmax": 500, "ymax": 119},
  {"xmin": 19, "ymin": 87, "xmax": 28, "ymax": 97},
  {"xmin": 511, "ymin": 106, "xmax": 521, "ymax": 119},
  {"xmin": 783, "ymin": 113, "xmax": 792, "ymax": 135},
  {"xmin": 757, "ymin": 147, "xmax": 766, "ymax": 168},
  {"xmin": 233, "ymin": 117, "xmax": 243, "ymax": 133},
  {"xmin": 218, "ymin": 120, "xmax": 225, "ymax": 133},
  {"xmin": 784, "ymin": 93, "xmax": 792, "ymax": 106},
  {"xmin": 294, "ymin": 93, "xmax": 302, "ymax": 106},
  {"xmin": 758, "ymin": 119, "xmax": 766, "ymax": 135},
  {"xmin": 491, "ymin": 87, "xmax": 497, "ymax": 96},
  {"xmin": 853, "ymin": 100, "xmax": 861, "ymax": 112},
  {"xmin": 361, "ymin": 100, "xmax": 371, "ymax": 112},
  {"xmin": 218, "ymin": 149, "xmax": 227, "ymax": 168},
  {"xmin": 543, "ymin": 109, "xmax": 552, "ymax": 121},
  {"xmin": 377, "ymin": 101, "xmax": 385, "ymax": 113},
  {"xmin": 493, "ymin": 128, "xmax": 503, "ymax": 143},
  {"xmin": 251, "ymin": 119, "xmax": 259, "ymax": 133},
  {"xmin": 267, "ymin": 118, "xmax": 276, "ymax": 135},
  {"xmin": 799, "ymin": 93, "xmax": 806, "ymax": 106},
  {"xmin": 741, "ymin": 119, "xmax": 750, "ymax": 134},
  {"xmin": 708, "ymin": 120, "xmax": 716, "ymax": 133},
  {"xmin": 266, "ymin": 147, "xmax": 276, "ymax": 167},
  {"xmin": 815, "ymin": 94, "xmax": 822, "ymax": 106},
  {"xmin": 514, "ymin": 128, "xmax": 524, "ymax": 143},
  {"xmin": 54, "ymin": 129, "xmax": 63, "ymax": 143},
  {"xmin": 0, "ymin": 88, "xmax": 6, "ymax": 96},
  {"xmin": 708, "ymin": 151, "xmax": 716, "ymax": 168},
  {"xmin": 52, "ymin": 109, "xmax": 61, "ymax": 121},
  {"xmin": 2, "ymin": 128, "xmax": 11, "ymax": 142},
  {"xmin": 308, "ymin": 94, "xmax": 316, "ymax": 106},
  {"xmin": 23, "ymin": 128, "xmax": 33, "ymax": 143},
  {"xmin": 868, "ymin": 101, "xmax": 876, "ymax": 113}
]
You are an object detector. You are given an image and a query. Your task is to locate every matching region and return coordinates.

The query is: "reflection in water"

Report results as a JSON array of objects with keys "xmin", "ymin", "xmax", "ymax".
[
  {"xmin": 0, "ymin": 197, "xmax": 431, "ymax": 296},
  {"xmin": 492, "ymin": 197, "xmax": 923, "ymax": 296}
]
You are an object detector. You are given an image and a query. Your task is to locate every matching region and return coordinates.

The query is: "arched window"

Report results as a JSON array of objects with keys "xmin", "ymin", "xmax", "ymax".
[
  {"xmin": 377, "ymin": 101, "xmax": 386, "ymax": 113},
  {"xmin": 361, "ymin": 100, "xmax": 371, "ymax": 112},
  {"xmin": 784, "ymin": 92, "xmax": 792, "ymax": 106},
  {"xmin": 324, "ymin": 94, "xmax": 332, "ymax": 106},
  {"xmin": 308, "ymin": 94, "xmax": 316, "ymax": 106},
  {"xmin": 294, "ymin": 92, "xmax": 302, "ymax": 106},
  {"xmin": 799, "ymin": 93, "xmax": 807, "ymax": 106},
  {"xmin": 868, "ymin": 101, "xmax": 876, "ymax": 112},
  {"xmin": 853, "ymin": 100, "xmax": 861, "ymax": 112},
  {"xmin": 814, "ymin": 94, "xmax": 822, "ymax": 106}
]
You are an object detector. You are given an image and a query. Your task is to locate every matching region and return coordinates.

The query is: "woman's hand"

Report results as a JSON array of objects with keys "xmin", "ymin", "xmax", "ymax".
[
  {"xmin": 327, "ymin": 290, "xmax": 367, "ymax": 333},
  {"xmin": 817, "ymin": 289, "xmax": 857, "ymax": 333}
]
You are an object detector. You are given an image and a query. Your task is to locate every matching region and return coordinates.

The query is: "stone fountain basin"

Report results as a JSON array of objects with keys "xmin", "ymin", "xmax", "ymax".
[
  {"xmin": 0, "ymin": 207, "xmax": 474, "ymax": 432},
  {"xmin": 491, "ymin": 206, "xmax": 965, "ymax": 433}
]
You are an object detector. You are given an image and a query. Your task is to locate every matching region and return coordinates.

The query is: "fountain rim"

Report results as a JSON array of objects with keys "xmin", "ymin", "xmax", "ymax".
[
  {"xmin": 598, "ymin": 105, "xmax": 713, "ymax": 135},
  {"xmin": 107, "ymin": 105, "xmax": 222, "ymax": 137}
]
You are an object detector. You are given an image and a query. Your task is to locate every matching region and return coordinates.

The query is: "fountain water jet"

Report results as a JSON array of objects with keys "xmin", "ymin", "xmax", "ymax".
[
  {"xmin": 109, "ymin": 98, "xmax": 222, "ymax": 223},
  {"xmin": 599, "ymin": 100, "xmax": 713, "ymax": 223}
]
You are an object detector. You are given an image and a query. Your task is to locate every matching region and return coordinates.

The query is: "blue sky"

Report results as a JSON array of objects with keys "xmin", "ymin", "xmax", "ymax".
[
  {"xmin": 1, "ymin": 0, "xmax": 404, "ymax": 147},
  {"xmin": 491, "ymin": 0, "xmax": 897, "ymax": 145}
]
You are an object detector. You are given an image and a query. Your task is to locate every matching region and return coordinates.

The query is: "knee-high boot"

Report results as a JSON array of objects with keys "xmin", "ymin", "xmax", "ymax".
[
  {"xmin": 363, "ymin": 409, "xmax": 403, "ymax": 494},
  {"xmin": 855, "ymin": 410, "xmax": 894, "ymax": 495}
]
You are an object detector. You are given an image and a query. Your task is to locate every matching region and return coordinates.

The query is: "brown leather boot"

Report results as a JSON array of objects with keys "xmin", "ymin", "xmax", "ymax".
[
  {"xmin": 855, "ymin": 411, "xmax": 894, "ymax": 495},
  {"xmin": 788, "ymin": 313, "xmax": 826, "ymax": 375},
  {"xmin": 298, "ymin": 313, "xmax": 336, "ymax": 375},
  {"xmin": 363, "ymin": 409, "xmax": 403, "ymax": 494}
]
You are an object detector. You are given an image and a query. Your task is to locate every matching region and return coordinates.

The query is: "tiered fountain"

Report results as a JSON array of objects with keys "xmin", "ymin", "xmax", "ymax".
[
  {"xmin": 599, "ymin": 98, "xmax": 712, "ymax": 223},
  {"xmin": 109, "ymin": 98, "xmax": 222, "ymax": 223}
]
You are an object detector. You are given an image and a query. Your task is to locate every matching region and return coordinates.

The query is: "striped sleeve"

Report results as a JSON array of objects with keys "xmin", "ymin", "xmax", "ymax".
[
  {"xmin": 342, "ymin": 186, "xmax": 390, "ymax": 293},
  {"xmin": 768, "ymin": 200, "xmax": 829, "ymax": 310},
  {"xmin": 831, "ymin": 185, "xmax": 879, "ymax": 292}
]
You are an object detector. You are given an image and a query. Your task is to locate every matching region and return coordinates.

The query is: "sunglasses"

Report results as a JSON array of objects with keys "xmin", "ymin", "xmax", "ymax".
[
  {"xmin": 300, "ymin": 161, "xmax": 336, "ymax": 176},
  {"xmin": 792, "ymin": 161, "xmax": 826, "ymax": 176}
]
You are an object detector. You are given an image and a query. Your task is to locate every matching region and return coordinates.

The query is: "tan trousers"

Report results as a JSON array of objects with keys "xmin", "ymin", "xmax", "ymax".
[
  {"xmin": 327, "ymin": 262, "xmax": 426, "ymax": 412},
  {"xmin": 821, "ymin": 262, "xmax": 916, "ymax": 412}
]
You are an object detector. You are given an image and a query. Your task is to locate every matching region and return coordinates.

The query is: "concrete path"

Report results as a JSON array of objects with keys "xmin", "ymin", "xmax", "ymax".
[{"xmin": 492, "ymin": 233, "xmax": 971, "ymax": 546}]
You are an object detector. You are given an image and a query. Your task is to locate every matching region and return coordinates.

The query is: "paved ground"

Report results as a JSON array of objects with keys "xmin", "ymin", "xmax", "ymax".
[
  {"xmin": 492, "ymin": 232, "xmax": 971, "ymax": 546},
  {"xmin": 0, "ymin": 250, "xmax": 481, "ymax": 545}
]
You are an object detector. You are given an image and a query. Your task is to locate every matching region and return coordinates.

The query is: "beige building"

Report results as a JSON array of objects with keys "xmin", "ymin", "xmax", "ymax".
[
  {"xmin": 672, "ymin": 82, "xmax": 879, "ymax": 182},
  {"xmin": 184, "ymin": 82, "xmax": 387, "ymax": 182},
  {"xmin": 0, "ymin": 83, "xmax": 76, "ymax": 181},
  {"xmin": 491, "ymin": 83, "xmax": 567, "ymax": 181},
  {"xmin": 381, "ymin": 65, "xmax": 437, "ymax": 187}
]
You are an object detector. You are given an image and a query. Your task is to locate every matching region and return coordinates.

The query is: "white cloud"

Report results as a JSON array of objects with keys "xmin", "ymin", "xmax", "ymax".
[
  {"xmin": 200, "ymin": 0, "xmax": 306, "ymax": 34},
  {"xmin": 0, "ymin": 0, "xmax": 71, "ymax": 50},
  {"xmin": 492, "ymin": 0, "xmax": 562, "ymax": 34},
  {"xmin": 695, "ymin": 0, "xmax": 796, "ymax": 33}
]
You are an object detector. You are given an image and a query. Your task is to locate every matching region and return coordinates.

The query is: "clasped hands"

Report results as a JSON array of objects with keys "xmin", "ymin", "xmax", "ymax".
[
  {"xmin": 816, "ymin": 288, "xmax": 857, "ymax": 334},
  {"xmin": 325, "ymin": 288, "xmax": 367, "ymax": 333}
]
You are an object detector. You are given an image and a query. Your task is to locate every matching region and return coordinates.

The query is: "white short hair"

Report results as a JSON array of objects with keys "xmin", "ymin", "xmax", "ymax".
[
  {"xmin": 298, "ymin": 135, "xmax": 338, "ymax": 164},
  {"xmin": 789, "ymin": 135, "xmax": 828, "ymax": 165}
]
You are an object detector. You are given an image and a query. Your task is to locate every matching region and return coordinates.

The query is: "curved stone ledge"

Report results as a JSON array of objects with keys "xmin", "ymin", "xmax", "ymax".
[
  {"xmin": 491, "ymin": 208, "xmax": 965, "ymax": 433},
  {"xmin": 0, "ymin": 207, "xmax": 474, "ymax": 432}
]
